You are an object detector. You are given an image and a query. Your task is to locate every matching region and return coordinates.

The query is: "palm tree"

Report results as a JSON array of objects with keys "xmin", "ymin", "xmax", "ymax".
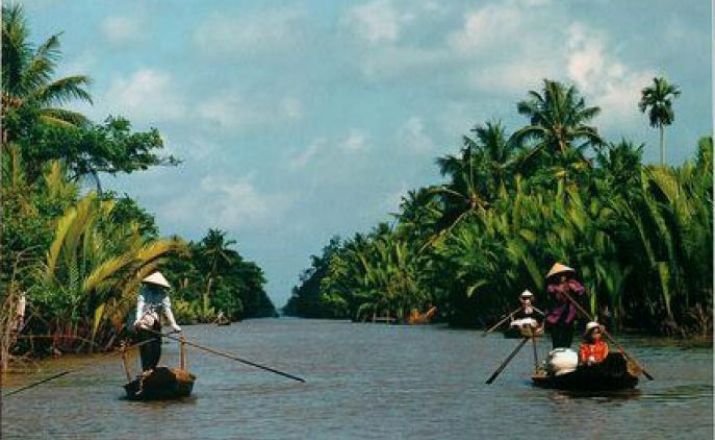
[
  {"xmin": 35, "ymin": 190, "xmax": 185, "ymax": 351},
  {"xmin": 638, "ymin": 77, "xmax": 681, "ymax": 165},
  {"xmin": 423, "ymin": 121, "xmax": 514, "ymax": 251},
  {"xmin": 1, "ymin": 4, "xmax": 92, "ymax": 144},
  {"xmin": 199, "ymin": 229, "xmax": 237, "ymax": 315},
  {"xmin": 512, "ymin": 79, "xmax": 603, "ymax": 168}
]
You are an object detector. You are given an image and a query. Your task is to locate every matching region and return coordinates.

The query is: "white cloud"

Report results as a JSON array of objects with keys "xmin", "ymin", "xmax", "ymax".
[
  {"xmin": 468, "ymin": 60, "xmax": 557, "ymax": 96},
  {"xmin": 288, "ymin": 139, "xmax": 324, "ymax": 169},
  {"xmin": 343, "ymin": 0, "xmax": 406, "ymax": 45},
  {"xmin": 340, "ymin": 130, "xmax": 369, "ymax": 152},
  {"xmin": 194, "ymin": 8, "xmax": 305, "ymax": 55},
  {"xmin": 198, "ymin": 95, "xmax": 253, "ymax": 128},
  {"xmin": 198, "ymin": 93, "xmax": 304, "ymax": 129},
  {"xmin": 101, "ymin": 16, "xmax": 142, "ymax": 45},
  {"xmin": 105, "ymin": 69, "xmax": 186, "ymax": 123},
  {"xmin": 161, "ymin": 174, "xmax": 295, "ymax": 230},
  {"xmin": 397, "ymin": 117, "xmax": 434, "ymax": 153},
  {"xmin": 447, "ymin": 3, "xmax": 523, "ymax": 55},
  {"xmin": 565, "ymin": 23, "xmax": 655, "ymax": 128}
]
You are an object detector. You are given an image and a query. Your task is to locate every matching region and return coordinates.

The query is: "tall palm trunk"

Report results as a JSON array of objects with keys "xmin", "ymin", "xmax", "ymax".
[
  {"xmin": 203, "ymin": 258, "xmax": 219, "ymax": 316},
  {"xmin": 203, "ymin": 276, "xmax": 213, "ymax": 316},
  {"xmin": 660, "ymin": 124, "xmax": 665, "ymax": 165}
]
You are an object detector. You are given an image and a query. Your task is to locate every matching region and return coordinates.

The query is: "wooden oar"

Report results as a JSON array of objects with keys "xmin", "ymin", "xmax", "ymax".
[
  {"xmin": 560, "ymin": 290, "xmax": 654, "ymax": 380},
  {"xmin": 529, "ymin": 328, "xmax": 539, "ymax": 368},
  {"xmin": 485, "ymin": 337, "xmax": 529, "ymax": 384},
  {"xmin": 482, "ymin": 307, "xmax": 522, "ymax": 337},
  {"xmin": 2, "ymin": 371, "xmax": 71, "ymax": 397},
  {"xmin": 149, "ymin": 330, "xmax": 306, "ymax": 383},
  {"xmin": 1, "ymin": 336, "xmax": 164, "ymax": 398}
]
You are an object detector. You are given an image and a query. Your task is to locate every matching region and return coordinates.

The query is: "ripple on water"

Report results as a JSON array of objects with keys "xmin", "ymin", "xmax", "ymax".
[{"xmin": 2, "ymin": 319, "xmax": 713, "ymax": 440}]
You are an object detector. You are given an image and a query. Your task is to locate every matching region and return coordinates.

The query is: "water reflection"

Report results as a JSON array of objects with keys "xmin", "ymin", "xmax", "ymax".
[{"xmin": 546, "ymin": 388, "xmax": 642, "ymax": 402}]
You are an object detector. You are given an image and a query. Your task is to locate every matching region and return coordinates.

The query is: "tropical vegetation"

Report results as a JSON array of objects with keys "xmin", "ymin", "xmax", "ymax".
[
  {"xmin": 285, "ymin": 79, "xmax": 712, "ymax": 337},
  {"xmin": 1, "ymin": 5, "xmax": 274, "ymax": 365}
]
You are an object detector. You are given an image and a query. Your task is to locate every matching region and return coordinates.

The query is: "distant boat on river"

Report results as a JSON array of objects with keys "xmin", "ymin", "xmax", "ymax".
[{"xmin": 407, "ymin": 306, "xmax": 438, "ymax": 325}]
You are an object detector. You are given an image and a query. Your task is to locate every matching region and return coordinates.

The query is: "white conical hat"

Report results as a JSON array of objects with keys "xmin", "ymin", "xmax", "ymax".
[
  {"xmin": 520, "ymin": 289, "xmax": 534, "ymax": 298},
  {"xmin": 142, "ymin": 271, "xmax": 171, "ymax": 288},
  {"xmin": 546, "ymin": 262, "xmax": 576, "ymax": 279},
  {"xmin": 584, "ymin": 321, "xmax": 605, "ymax": 335}
]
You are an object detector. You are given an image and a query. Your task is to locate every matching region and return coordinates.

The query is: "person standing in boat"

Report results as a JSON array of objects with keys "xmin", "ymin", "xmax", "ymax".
[
  {"xmin": 543, "ymin": 263, "xmax": 588, "ymax": 349},
  {"xmin": 579, "ymin": 321, "xmax": 609, "ymax": 365},
  {"xmin": 133, "ymin": 271, "xmax": 182, "ymax": 373},
  {"xmin": 509, "ymin": 290, "xmax": 543, "ymax": 336}
]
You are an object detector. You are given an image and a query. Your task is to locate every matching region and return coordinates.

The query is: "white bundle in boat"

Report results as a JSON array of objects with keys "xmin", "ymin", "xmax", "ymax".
[
  {"xmin": 546, "ymin": 348, "xmax": 578, "ymax": 376},
  {"xmin": 510, "ymin": 318, "xmax": 543, "ymax": 337}
]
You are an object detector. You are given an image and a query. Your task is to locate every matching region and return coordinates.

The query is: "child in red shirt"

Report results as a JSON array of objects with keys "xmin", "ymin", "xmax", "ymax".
[{"xmin": 579, "ymin": 321, "xmax": 609, "ymax": 365}]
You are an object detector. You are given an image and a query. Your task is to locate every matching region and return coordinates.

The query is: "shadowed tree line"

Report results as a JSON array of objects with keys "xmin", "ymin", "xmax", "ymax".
[
  {"xmin": 1, "ymin": 5, "xmax": 274, "ymax": 364},
  {"xmin": 285, "ymin": 78, "xmax": 711, "ymax": 337}
]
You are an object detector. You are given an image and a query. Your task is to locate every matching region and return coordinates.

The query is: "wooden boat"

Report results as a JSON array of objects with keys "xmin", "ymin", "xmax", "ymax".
[
  {"xmin": 407, "ymin": 306, "xmax": 437, "ymax": 325},
  {"xmin": 121, "ymin": 335, "xmax": 196, "ymax": 401},
  {"xmin": 532, "ymin": 353, "xmax": 640, "ymax": 391},
  {"xmin": 123, "ymin": 367, "xmax": 195, "ymax": 401},
  {"xmin": 216, "ymin": 318, "xmax": 231, "ymax": 326}
]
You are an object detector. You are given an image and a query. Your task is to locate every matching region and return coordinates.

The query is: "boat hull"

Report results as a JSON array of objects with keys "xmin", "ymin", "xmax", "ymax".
[
  {"xmin": 532, "ymin": 353, "xmax": 639, "ymax": 391},
  {"xmin": 123, "ymin": 367, "xmax": 196, "ymax": 401}
]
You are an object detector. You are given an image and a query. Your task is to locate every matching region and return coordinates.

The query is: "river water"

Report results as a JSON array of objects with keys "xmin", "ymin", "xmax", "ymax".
[{"xmin": 1, "ymin": 319, "xmax": 712, "ymax": 439}]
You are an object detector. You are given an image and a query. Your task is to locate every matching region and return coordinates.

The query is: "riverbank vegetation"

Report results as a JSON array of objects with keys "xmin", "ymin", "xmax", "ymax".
[
  {"xmin": 1, "ymin": 5, "xmax": 274, "ymax": 366},
  {"xmin": 285, "ymin": 79, "xmax": 712, "ymax": 337}
]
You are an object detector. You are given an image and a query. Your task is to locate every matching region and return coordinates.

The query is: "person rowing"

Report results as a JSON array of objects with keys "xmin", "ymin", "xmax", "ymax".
[
  {"xmin": 543, "ymin": 263, "xmax": 589, "ymax": 349},
  {"xmin": 509, "ymin": 290, "xmax": 544, "ymax": 337},
  {"xmin": 133, "ymin": 271, "xmax": 182, "ymax": 374}
]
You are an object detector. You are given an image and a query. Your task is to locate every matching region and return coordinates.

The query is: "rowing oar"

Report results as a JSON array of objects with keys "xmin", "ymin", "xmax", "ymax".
[
  {"xmin": 560, "ymin": 290, "xmax": 654, "ymax": 380},
  {"xmin": 1, "ymin": 336, "xmax": 162, "ymax": 398},
  {"xmin": 482, "ymin": 307, "xmax": 522, "ymax": 337},
  {"xmin": 2, "ymin": 371, "xmax": 71, "ymax": 397},
  {"xmin": 485, "ymin": 337, "xmax": 530, "ymax": 384},
  {"xmin": 149, "ymin": 330, "xmax": 306, "ymax": 383}
]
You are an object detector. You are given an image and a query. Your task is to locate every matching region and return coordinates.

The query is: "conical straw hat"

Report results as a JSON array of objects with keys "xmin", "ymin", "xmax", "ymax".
[
  {"xmin": 546, "ymin": 263, "xmax": 575, "ymax": 279},
  {"xmin": 142, "ymin": 271, "xmax": 171, "ymax": 289},
  {"xmin": 520, "ymin": 289, "xmax": 534, "ymax": 298},
  {"xmin": 584, "ymin": 321, "xmax": 605, "ymax": 336}
]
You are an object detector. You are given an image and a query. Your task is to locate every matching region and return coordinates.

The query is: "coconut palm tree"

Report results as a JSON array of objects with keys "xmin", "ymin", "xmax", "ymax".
[
  {"xmin": 638, "ymin": 77, "xmax": 681, "ymax": 165},
  {"xmin": 512, "ymin": 79, "xmax": 603, "ymax": 168},
  {"xmin": 423, "ymin": 121, "xmax": 515, "ymax": 251},
  {"xmin": 198, "ymin": 229, "xmax": 237, "ymax": 315},
  {"xmin": 1, "ymin": 4, "xmax": 92, "ymax": 144}
]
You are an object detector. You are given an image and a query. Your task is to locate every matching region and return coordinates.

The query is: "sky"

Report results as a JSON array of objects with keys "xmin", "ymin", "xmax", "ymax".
[{"xmin": 21, "ymin": 0, "xmax": 713, "ymax": 307}]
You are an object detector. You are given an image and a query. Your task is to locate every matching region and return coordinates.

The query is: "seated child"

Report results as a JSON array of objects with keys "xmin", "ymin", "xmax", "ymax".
[{"xmin": 579, "ymin": 321, "xmax": 609, "ymax": 365}]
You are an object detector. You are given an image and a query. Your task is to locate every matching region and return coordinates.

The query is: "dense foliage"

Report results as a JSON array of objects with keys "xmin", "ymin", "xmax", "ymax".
[
  {"xmin": 163, "ymin": 229, "xmax": 277, "ymax": 324},
  {"xmin": 285, "ymin": 80, "xmax": 712, "ymax": 337},
  {"xmin": 1, "ymin": 5, "xmax": 274, "ymax": 362}
]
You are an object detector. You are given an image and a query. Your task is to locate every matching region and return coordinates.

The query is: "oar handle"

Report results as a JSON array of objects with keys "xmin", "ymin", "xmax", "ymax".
[
  {"xmin": 2, "ymin": 371, "xmax": 71, "ymax": 398},
  {"xmin": 150, "ymin": 330, "xmax": 306, "ymax": 383},
  {"xmin": 482, "ymin": 306, "xmax": 522, "ymax": 337},
  {"xmin": 559, "ymin": 290, "xmax": 653, "ymax": 380},
  {"xmin": 485, "ymin": 337, "xmax": 529, "ymax": 384}
]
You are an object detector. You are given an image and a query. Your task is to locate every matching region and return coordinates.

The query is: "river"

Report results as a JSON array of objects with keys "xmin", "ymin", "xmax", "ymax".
[{"xmin": 1, "ymin": 319, "xmax": 712, "ymax": 439}]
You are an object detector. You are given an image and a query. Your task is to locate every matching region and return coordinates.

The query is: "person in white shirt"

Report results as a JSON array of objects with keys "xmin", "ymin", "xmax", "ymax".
[{"xmin": 133, "ymin": 271, "xmax": 181, "ymax": 373}]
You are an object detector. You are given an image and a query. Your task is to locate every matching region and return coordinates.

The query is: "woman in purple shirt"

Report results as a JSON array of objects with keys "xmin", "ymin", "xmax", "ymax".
[{"xmin": 544, "ymin": 263, "xmax": 587, "ymax": 349}]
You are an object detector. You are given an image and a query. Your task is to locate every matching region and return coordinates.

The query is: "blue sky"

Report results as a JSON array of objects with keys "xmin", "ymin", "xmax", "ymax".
[{"xmin": 22, "ymin": 0, "xmax": 712, "ymax": 307}]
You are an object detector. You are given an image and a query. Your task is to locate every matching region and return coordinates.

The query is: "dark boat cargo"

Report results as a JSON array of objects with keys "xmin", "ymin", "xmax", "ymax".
[{"xmin": 532, "ymin": 353, "xmax": 640, "ymax": 391}]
